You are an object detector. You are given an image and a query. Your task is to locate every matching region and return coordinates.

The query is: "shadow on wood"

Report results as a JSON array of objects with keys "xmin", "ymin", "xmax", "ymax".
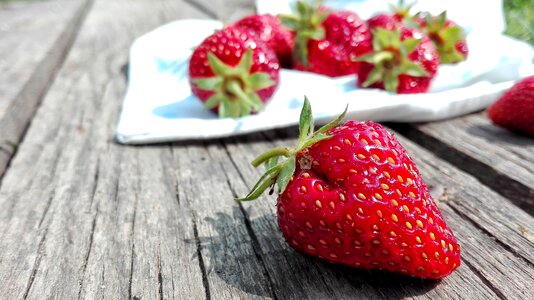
[{"xmin": 190, "ymin": 211, "xmax": 440, "ymax": 299}]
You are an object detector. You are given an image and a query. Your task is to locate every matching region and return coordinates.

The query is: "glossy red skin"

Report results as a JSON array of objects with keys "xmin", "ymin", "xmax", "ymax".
[
  {"xmin": 488, "ymin": 75, "xmax": 534, "ymax": 136},
  {"xmin": 188, "ymin": 27, "xmax": 280, "ymax": 107},
  {"xmin": 357, "ymin": 28, "xmax": 439, "ymax": 94},
  {"xmin": 277, "ymin": 121, "xmax": 461, "ymax": 279},
  {"xmin": 233, "ymin": 14, "xmax": 295, "ymax": 68},
  {"xmin": 367, "ymin": 14, "xmax": 405, "ymax": 31},
  {"xmin": 294, "ymin": 10, "xmax": 372, "ymax": 77}
]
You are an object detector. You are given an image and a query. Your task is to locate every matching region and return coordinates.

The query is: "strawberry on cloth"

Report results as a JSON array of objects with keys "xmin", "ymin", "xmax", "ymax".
[
  {"xmin": 238, "ymin": 98, "xmax": 461, "ymax": 279},
  {"xmin": 279, "ymin": 1, "xmax": 372, "ymax": 77},
  {"xmin": 488, "ymin": 75, "xmax": 534, "ymax": 137},
  {"xmin": 233, "ymin": 14, "xmax": 295, "ymax": 68},
  {"xmin": 415, "ymin": 11, "xmax": 469, "ymax": 64},
  {"xmin": 188, "ymin": 27, "xmax": 280, "ymax": 118},
  {"xmin": 357, "ymin": 27, "xmax": 439, "ymax": 94}
]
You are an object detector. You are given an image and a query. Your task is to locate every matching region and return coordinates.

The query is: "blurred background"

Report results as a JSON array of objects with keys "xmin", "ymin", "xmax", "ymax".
[{"xmin": 0, "ymin": 0, "xmax": 533, "ymax": 46}]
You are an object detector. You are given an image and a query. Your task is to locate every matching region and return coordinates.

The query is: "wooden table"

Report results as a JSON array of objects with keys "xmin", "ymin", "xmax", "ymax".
[{"xmin": 0, "ymin": 0, "xmax": 533, "ymax": 299}]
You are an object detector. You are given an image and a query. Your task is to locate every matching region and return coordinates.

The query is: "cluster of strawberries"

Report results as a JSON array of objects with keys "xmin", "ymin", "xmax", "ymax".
[{"xmin": 188, "ymin": 0, "xmax": 468, "ymax": 118}]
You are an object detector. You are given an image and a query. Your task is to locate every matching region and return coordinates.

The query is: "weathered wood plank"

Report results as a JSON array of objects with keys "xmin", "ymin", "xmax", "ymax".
[
  {"xmin": 218, "ymin": 125, "xmax": 534, "ymax": 299},
  {"xmin": 0, "ymin": 0, "xmax": 215, "ymax": 299},
  {"xmin": 394, "ymin": 111, "xmax": 534, "ymax": 214},
  {"xmin": 187, "ymin": 0, "xmax": 257, "ymax": 22},
  {"xmin": 0, "ymin": 0, "xmax": 92, "ymax": 178}
]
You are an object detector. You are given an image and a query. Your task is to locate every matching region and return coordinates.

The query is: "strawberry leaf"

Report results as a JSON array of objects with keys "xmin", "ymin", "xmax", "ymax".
[
  {"xmin": 249, "ymin": 73, "xmax": 275, "ymax": 90},
  {"xmin": 315, "ymin": 103, "xmax": 347, "ymax": 135},
  {"xmin": 265, "ymin": 156, "xmax": 279, "ymax": 170},
  {"xmin": 236, "ymin": 48, "xmax": 253, "ymax": 73},
  {"xmin": 277, "ymin": 158, "xmax": 296, "ymax": 193},
  {"xmin": 401, "ymin": 38, "xmax": 421, "ymax": 55},
  {"xmin": 384, "ymin": 71, "xmax": 399, "ymax": 93},
  {"xmin": 300, "ymin": 133, "xmax": 331, "ymax": 149},
  {"xmin": 208, "ymin": 52, "xmax": 233, "ymax": 76},
  {"xmin": 299, "ymin": 97, "xmax": 314, "ymax": 140},
  {"xmin": 194, "ymin": 77, "xmax": 223, "ymax": 90},
  {"xmin": 399, "ymin": 62, "xmax": 429, "ymax": 77},
  {"xmin": 237, "ymin": 164, "xmax": 281, "ymax": 201},
  {"xmin": 204, "ymin": 94, "xmax": 223, "ymax": 109},
  {"xmin": 362, "ymin": 65, "xmax": 385, "ymax": 87}
]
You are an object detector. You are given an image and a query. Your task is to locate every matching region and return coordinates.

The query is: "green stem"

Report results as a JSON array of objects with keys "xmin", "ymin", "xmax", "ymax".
[
  {"xmin": 251, "ymin": 147, "xmax": 291, "ymax": 167},
  {"xmin": 226, "ymin": 80, "xmax": 251, "ymax": 105}
]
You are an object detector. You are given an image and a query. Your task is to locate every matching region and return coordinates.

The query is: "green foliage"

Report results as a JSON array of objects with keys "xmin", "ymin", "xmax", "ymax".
[{"xmin": 504, "ymin": 0, "xmax": 534, "ymax": 45}]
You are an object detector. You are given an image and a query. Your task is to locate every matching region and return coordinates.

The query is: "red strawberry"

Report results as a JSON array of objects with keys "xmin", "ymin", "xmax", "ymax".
[
  {"xmin": 487, "ymin": 75, "xmax": 534, "ymax": 136},
  {"xmin": 189, "ymin": 27, "xmax": 280, "ymax": 118},
  {"xmin": 233, "ymin": 14, "xmax": 295, "ymax": 68},
  {"xmin": 357, "ymin": 27, "xmax": 439, "ymax": 94},
  {"xmin": 415, "ymin": 11, "xmax": 468, "ymax": 64},
  {"xmin": 279, "ymin": 1, "xmax": 372, "ymax": 77},
  {"xmin": 367, "ymin": 0, "xmax": 415, "ymax": 31},
  {"xmin": 239, "ymin": 98, "xmax": 461, "ymax": 279}
]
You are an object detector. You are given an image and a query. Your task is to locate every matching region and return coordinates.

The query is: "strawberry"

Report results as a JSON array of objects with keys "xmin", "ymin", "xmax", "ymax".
[
  {"xmin": 238, "ymin": 98, "xmax": 461, "ymax": 279},
  {"xmin": 279, "ymin": 1, "xmax": 372, "ymax": 77},
  {"xmin": 233, "ymin": 14, "xmax": 295, "ymax": 68},
  {"xmin": 356, "ymin": 27, "xmax": 439, "ymax": 94},
  {"xmin": 188, "ymin": 27, "xmax": 280, "ymax": 118},
  {"xmin": 487, "ymin": 75, "xmax": 534, "ymax": 136},
  {"xmin": 415, "ymin": 11, "xmax": 468, "ymax": 64},
  {"xmin": 366, "ymin": 0, "xmax": 415, "ymax": 31}
]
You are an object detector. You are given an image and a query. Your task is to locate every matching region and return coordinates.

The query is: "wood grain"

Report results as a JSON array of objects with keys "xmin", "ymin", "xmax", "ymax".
[
  {"xmin": 1, "ymin": 0, "xmax": 533, "ymax": 298},
  {"xmin": 394, "ymin": 112, "xmax": 534, "ymax": 215},
  {"xmin": 0, "ymin": 0, "xmax": 92, "ymax": 178},
  {"xmin": 0, "ymin": 0, "xmax": 211, "ymax": 299}
]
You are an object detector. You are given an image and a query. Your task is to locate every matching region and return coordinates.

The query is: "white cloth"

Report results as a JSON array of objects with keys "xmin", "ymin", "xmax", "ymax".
[{"xmin": 115, "ymin": 1, "xmax": 534, "ymax": 144}]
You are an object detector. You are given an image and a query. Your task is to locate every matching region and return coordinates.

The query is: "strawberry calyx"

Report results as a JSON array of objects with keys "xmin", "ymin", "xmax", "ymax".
[
  {"xmin": 356, "ymin": 28, "xmax": 429, "ymax": 93},
  {"xmin": 237, "ymin": 97, "xmax": 347, "ymax": 201},
  {"xmin": 389, "ymin": 0, "xmax": 415, "ymax": 19},
  {"xmin": 278, "ymin": 0, "xmax": 328, "ymax": 67},
  {"xmin": 416, "ymin": 11, "xmax": 467, "ymax": 64},
  {"xmin": 193, "ymin": 48, "xmax": 275, "ymax": 118}
]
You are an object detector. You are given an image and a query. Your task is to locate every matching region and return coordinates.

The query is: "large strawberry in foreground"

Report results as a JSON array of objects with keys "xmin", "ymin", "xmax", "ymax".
[
  {"xmin": 279, "ymin": 1, "xmax": 372, "ymax": 77},
  {"xmin": 357, "ymin": 27, "xmax": 439, "ymax": 94},
  {"xmin": 488, "ymin": 75, "xmax": 534, "ymax": 137},
  {"xmin": 189, "ymin": 27, "xmax": 280, "ymax": 118},
  {"xmin": 233, "ymin": 14, "xmax": 295, "ymax": 68},
  {"xmin": 238, "ymin": 98, "xmax": 461, "ymax": 279}
]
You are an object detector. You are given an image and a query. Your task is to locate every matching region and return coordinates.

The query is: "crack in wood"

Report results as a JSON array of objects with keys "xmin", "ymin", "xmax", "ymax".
[
  {"xmin": 462, "ymin": 260, "xmax": 506, "ymax": 300},
  {"xmin": 447, "ymin": 203, "xmax": 534, "ymax": 268},
  {"xmin": 183, "ymin": 0, "xmax": 217, "ymax": 19},
  {"xmin": 191, "ymin": 210, "xmax": 211, "ymax": 300},
  {"xmin": 78, "ymin": 200, "xmax": 100, "ymax": 299},
  {"xmin": 129, "ymin": 152, "xmax": 140, "ymax": 300},
  {"xmin": 22, "ymin": 226, "xmax": 49, "ymax": 299},
  {"xmin": 157, "ymin": 241, "xmax": 164, "ymax": 300},
  {"xmin": 38, "ymin": 190, "xmax": 55, "ymax": 229}
]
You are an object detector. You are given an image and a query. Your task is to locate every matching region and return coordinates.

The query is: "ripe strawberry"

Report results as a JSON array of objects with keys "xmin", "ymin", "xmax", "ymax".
[
  {"xmin": 357, "ymin": 27, "xmax": 439, "ymax": 94},
  {"xmin": 487, "ymin": 75, "xmax": 534, "ymax": 136},
  {"xmin": 279, "ymin": 1, "xmax": 372, "ymax": 77},
  {"xmin": 239, "ymin": 98, "xmax": 461, "ymax": 279},
  {"xmin": 415, "ymin": 11, "xmax": 468, "ymax": 64},
  {"xmin": 233, "ymin": 14, "xmax": 295, "ymax": 68},
  {"xmin": 366, "ymin": 0, "xmax": 415, "ymax": 31},
  {"xmin": 189, "ymin": 27, "xmax": 280, "ymax": 118}
]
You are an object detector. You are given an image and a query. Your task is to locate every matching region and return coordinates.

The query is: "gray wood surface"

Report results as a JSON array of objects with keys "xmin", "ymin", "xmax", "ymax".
[
  {"xmin": 1, "ymin": 0, "xmax": 534, "ymax": 299},
  {"xmin": 0, "ymin": 0, "xmax": 92, "ymax": 178},
  {"xmin": 395, "ymin": 112, "xmax": 534, "ymax": 215}
]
